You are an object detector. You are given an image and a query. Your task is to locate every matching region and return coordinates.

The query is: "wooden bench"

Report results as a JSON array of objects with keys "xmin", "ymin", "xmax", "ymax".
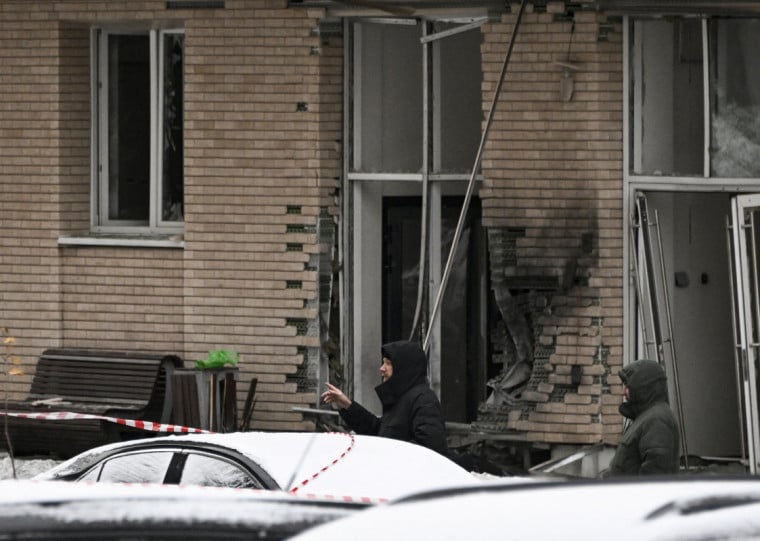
[{"xmin": 0, "ymin": 348, "xmax": 183, "ymax": 458}]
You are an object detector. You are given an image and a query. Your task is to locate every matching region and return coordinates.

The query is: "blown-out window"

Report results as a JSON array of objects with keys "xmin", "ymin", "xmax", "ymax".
[
  {"xmin": 629, "ymin": 17, "xmax": 760, "ymax": 179},
  {"xmin": 92, "ymin": 28, "xmax": 184, "ymax": 232}
]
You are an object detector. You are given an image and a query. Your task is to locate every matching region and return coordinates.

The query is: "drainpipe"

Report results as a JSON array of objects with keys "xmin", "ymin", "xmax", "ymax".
[{"xmin": 424, "ymin": 0, "xmax": 528, "ymax": 353}]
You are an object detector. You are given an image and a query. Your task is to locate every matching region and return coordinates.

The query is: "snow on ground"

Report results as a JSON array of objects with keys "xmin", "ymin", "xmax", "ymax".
[{"xmin": 0, "ymin": 453, "xmax": 62, "ymax": 480}]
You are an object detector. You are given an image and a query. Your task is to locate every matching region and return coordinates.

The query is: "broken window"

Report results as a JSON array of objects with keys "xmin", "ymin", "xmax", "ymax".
[
  {"xmin": 432, "ymin": 22, "xmax": 482, "ymax": 174},
  {"xmin": 630, "ymin": 17, "xmax": 760, "ymax": 180},
  {"xmin": 346, "ymin": 18, "xmax": 489, "ymax": 423},
  {"xmin": 710, "ymin": 19, "xmax": 760, "ymax": 178},
  {"xmin": 353, "ymin": 21, "xmax": 423, "ymax": 173},
  {"xmin": 629, "ymin": 18, "xmax": 703, "ymax": 176},
  {"xmin": 351, "ymin": 20, "xmax": 481, "ymax": 175}
]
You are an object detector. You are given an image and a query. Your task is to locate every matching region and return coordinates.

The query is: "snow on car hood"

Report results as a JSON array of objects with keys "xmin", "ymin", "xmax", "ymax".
[{"xmin": 289, "ymin": 476, "xmax": 760, "ymax": 541}]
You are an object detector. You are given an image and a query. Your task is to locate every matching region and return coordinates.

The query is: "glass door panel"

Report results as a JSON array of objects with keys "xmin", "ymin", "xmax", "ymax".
[
  {"xmin": 382, "ymin": 195, "xmax": 486, "ymax": 422},
  {"xmin": 728, "ymin": 193, "xmax": 760, "ymax": 473}
]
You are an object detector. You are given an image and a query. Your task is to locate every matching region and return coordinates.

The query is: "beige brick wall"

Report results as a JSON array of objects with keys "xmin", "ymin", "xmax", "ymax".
[
  {"xmin": 480, "ymin": 4, "xmax": 624, "ymax": 445},
  {"xmin": 2, "ymin": 0, "xmax": 627, "ymax": 446},
  {"xmin": 0, "ymin": 2, "xmax": 65, "ymax": 397},
  {"xmin": 0, "ymin": 0, "xmax": 339, "ymax": 431}
]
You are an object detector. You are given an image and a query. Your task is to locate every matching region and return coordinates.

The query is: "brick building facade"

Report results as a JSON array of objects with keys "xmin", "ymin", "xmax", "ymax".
[{"xmin": 2, "ymin": 0, "xmax": 760, "ymax": 470}]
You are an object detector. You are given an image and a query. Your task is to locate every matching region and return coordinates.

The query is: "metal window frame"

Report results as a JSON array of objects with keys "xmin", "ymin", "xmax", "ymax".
[
  {"xmin": 343, "ymin": 17, "xmax": 483, "ymax": 405},
  {"xmin": 623, "ymin": 15, "xmax": 760, "ymax": 364}
]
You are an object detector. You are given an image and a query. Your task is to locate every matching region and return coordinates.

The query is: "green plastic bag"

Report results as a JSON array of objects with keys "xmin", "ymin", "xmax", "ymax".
[{"xmin": 195, "ymin": 349, "xmax": 240, "ymax": 369}]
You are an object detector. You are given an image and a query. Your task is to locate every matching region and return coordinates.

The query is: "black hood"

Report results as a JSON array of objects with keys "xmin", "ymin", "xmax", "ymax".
[
  {"xmin": 619, "ymin": 359, "xmax": 669, "ymax": 420},
  {"xmin": 375, "ymin": 340, "xmax": 428, "ymax": 408}
]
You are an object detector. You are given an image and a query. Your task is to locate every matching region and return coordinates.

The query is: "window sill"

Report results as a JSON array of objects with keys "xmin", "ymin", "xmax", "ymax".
[{"xmin": 58, "ymin": 233, "xmax": 184, "ymax": 249}]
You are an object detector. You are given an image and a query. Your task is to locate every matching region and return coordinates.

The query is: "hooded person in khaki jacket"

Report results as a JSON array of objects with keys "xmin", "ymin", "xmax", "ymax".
[{"xmin": 607, "ymin": 359, "xmax": 680, "ymax": 476}]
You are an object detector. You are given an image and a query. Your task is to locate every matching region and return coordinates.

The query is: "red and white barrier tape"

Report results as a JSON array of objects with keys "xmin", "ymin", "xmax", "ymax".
[
  {"xmin": 0, "ymin": 410, "xmax": 212, "ymax": 434},
  {"xmin": 290, "ymin": 432, "xmax": 355, "ymax": 494},
  {"xmin": 1, "ymin": 411, "xmax": 387, "ymax": 504}
]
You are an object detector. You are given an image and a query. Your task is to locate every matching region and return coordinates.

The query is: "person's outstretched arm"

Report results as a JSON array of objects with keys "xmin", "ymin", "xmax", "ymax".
[
  {"xmin": 321, "ymin": 383, "xmax": 352, "ymax": 409},
  {"xmin": 322, "ymin": 383, "xmax": 380, "ymax": 435}
]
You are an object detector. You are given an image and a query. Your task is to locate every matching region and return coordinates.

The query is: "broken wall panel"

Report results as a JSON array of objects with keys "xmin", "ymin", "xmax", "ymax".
[{"xmin": 479, "ymin": 7, "xmax": 623, "ymax": 446}]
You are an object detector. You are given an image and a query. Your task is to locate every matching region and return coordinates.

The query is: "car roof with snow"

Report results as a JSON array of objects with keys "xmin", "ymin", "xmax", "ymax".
[{"xmin": 36, "ymin": 431, "xmax": 480, "ymax": 502}]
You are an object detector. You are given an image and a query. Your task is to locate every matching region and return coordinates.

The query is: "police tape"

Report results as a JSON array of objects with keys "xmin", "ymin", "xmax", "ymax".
[
  {"xmin": 0, "ymin": 411, "xmax": 380, "ymax": 502},
  {"xmin": 0, "ymin": 410, "xmax": 213, "ymax": 434},
  {"xmin": 289, "ymin": 432, "xmax": 355, "ymax": 495}
]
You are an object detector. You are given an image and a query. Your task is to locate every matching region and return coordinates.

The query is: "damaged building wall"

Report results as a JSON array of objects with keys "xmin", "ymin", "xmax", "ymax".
[
  {"xmin": 286, "ymin": 27, "xmax": 344, "ymax": 417},
  {"xmin": 478, "ymin": 3, "xmax": 624, "ymax": 446}
]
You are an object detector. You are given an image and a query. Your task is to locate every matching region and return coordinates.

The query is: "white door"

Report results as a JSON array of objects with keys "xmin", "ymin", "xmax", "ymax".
[{"xmin": 728, "ymin": 194, "xmax": 760, "ymax": 473}]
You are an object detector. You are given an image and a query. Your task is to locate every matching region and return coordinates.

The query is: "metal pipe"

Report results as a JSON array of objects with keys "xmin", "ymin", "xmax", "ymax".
[
  {"xmin": 409, "ymin": 22, "xmax": 430, "ymax": 343},
  {"xmin": 424, "ymin": 0, "xmax": 527, "ymax": 352}
]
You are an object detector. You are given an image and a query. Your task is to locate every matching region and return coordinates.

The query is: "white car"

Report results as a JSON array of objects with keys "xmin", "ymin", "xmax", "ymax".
[
  {"xmin": 0, "ymin": 479, "xmax": 360, "ymax": 540},
  {"xmin": 35, "ymin": 431, "xmax": 479, "ymax": 502},
  {"xmin": 289, "ymin": 475, "xmax": 760, "ymax": 540}
]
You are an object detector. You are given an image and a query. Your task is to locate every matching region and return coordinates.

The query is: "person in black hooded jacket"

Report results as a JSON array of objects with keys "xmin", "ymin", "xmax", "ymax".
[
  {"xmin": 321, "ymin": 340, "xmax": 449, "ymax": 457},
  {"xmin": 607, "ymin": 359, "xmax": 680, "ymax": 476}
]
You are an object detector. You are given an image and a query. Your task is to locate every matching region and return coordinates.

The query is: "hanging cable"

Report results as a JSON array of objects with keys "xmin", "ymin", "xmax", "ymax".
[
  {"xmin": 408, "ymin": 24, "xmax": 431, "ymax": 343},
  {"xmin": 424, "ymin": 0, "xmax": 527, "ymax": 353}
]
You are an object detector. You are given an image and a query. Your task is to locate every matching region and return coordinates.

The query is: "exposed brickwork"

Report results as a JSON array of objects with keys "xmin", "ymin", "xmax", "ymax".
[{"xmin": 479, "ymin": 4, "xmax": 624, "ymax": 445}]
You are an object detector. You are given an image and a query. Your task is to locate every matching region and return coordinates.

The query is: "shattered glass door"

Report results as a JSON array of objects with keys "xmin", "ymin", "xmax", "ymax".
[
  {"xmin": 728, "ymin": 194, "xmax": 760, "ymax": 473},
  {"xmin": 630, "ymin": 192, "xmax": 689, "ymax": 461}
]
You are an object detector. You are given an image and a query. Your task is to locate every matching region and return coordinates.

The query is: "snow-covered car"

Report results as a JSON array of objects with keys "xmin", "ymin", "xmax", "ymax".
[
  {"xmin": 35, "ymin": 431, "xmax": 478, "ymax": 502},
  {"xmin": 0, "ymin": 479, "xmax": 360, "ymax": 540},
  {"xmin": 289, "ymin": 476, "xmax": 760, "ymax": 541}
]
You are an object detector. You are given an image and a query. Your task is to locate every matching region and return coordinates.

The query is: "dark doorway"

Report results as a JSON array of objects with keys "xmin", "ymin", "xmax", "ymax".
[{"xmin": 382, "ymin": 196, "xmax": 490, "ymax": 422}]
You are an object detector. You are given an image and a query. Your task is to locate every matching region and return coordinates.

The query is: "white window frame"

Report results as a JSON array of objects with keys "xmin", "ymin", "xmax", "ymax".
[
  {"xmin": 623, "ymin": 15, "xmax": 760, "ymax": 361},
  {"xmin": 91, "ymin": 27, "xmax": 184, "ymax": 234},
  {"xmin": 344, "ymin": 17, "xmax": 484, "ymax": 410}
]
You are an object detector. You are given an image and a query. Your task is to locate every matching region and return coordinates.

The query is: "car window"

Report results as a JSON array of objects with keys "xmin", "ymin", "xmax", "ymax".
[
  {"xmin": 92, "ymin": 451, "xmax": 175, "ymax": 483},
  {"xmin": 179, "ymin": 452, "xmax": 262, "ymax": 489}
]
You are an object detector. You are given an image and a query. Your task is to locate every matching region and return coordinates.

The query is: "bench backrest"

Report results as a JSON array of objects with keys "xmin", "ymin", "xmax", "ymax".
[{"xmin": 30, "ymin": 349, "xmax": 183, "ymax": 418}]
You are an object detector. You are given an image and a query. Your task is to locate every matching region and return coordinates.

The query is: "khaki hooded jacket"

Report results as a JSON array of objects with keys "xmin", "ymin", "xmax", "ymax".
[{"xmin": 608, "ymin": 359, "xmax": 680, "ymax": 476}]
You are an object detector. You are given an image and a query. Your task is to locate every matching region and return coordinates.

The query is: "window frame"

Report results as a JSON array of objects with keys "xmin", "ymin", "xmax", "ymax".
[
  {"xmin": 91, "ymin": 26, "xmax": 184, "ymax": 234},
  {"xmin": 623, "ymin": 15, "xmax": 760, "ymax": 368},
  {"xmin": 344, "ymin": 17, "xmax": 487, "ymax": 412}
]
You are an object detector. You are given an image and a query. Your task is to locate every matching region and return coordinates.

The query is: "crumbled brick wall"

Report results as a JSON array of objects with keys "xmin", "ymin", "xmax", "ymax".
[{"xmin": 479, "ymin": 2, "xmax": 624, "ymax": 445}]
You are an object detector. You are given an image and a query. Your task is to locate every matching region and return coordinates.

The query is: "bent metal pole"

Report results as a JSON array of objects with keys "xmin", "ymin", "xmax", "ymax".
[{"xmin": 424, "ymin": 0, "xmax": 527, "ymax": 353}]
